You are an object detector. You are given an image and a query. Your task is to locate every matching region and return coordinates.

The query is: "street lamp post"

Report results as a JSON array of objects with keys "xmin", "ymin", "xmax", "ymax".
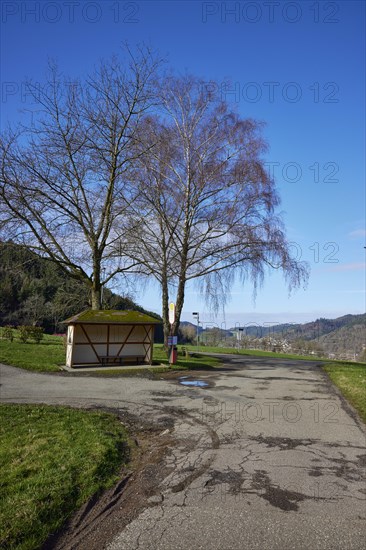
[
  {"xmin": 192, "ymin": 312, "xmax": 200, "ymax": 353},
  {"xmin": 238, "ymin": 327, "xmax": 244, "ymax": 350}
]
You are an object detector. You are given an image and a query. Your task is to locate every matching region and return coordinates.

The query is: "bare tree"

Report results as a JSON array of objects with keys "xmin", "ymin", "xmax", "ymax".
[
  {"xmin": 178, "ymin": 324, "xmax": 196, "ymax": 344},
  {"xmin": 126, "ymin": 76, "xmax": 309, "ymax": 344},
  {"xmin": 0, "ymin": 47, "xmax": 160, "ymax": 309}
]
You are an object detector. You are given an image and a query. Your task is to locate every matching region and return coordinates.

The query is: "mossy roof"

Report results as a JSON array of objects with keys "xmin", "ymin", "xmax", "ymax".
[{"xmin": 62, "ymin": 309, "xmax": 161, "ymax": 325}]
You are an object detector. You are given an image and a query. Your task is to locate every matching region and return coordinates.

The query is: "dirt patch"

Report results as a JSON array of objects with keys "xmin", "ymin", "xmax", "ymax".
[
  {"xmin": 203, "ymin": 468, "xmax": 310, "ymax": 512},
  {"xmin": 204, "ymin": 468, "xmax": 245, "ymax": 496},
  {"xmin": 308, "ymin": 468, "xmax": 323, "ymax": 477},
  {"xmin": 42, "ymin": 403, "xmax": 222, "ymax": 550},
  {"xmin": 249, "ymin": 435, "xmax": 317, "ymax": 451},
  {"xmin": 42, "ymin": 408, "xmax": 175, "ymax": 550},
  {"xmin": 328, "ymin": 458, "xmax": 364, "ymax": 482},
  {"xmin": 357, "ymin": 454, "xmax": 366, "ymax": 467},
  {"xmin": 250, "ymin": 470, "xmax": 306, "ymax": 511},
  {"xmin": 151, "ymin": 397, "xmax": 173, "ymax": 403}
]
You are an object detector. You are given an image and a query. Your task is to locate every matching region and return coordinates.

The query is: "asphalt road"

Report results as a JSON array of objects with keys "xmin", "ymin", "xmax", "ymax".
[{"xmin": 1, "ymin": 355, "xmax": 365, "ymax": 549}]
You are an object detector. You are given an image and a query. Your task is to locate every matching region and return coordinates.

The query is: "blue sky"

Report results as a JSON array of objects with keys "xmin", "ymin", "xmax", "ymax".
[{"xmin": 1, "ymin": 0, "xmax": 365, "ymax": 327}]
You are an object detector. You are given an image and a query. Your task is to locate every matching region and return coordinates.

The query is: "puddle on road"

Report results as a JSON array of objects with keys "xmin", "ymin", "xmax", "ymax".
[{"xmin": 179, "ymin": 378, "xmax": 209, "ymax": 388}]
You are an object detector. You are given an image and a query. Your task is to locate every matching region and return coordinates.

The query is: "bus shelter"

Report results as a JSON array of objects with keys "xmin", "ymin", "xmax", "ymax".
[{"xmin": 63, "ymin": 310, "xmax": 161, "ymax": 368}]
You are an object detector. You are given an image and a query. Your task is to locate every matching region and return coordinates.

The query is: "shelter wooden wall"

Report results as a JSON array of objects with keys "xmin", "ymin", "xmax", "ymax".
[{"xmin": 66, "ymin": 323, "xmax": 154, "ymax": 367}]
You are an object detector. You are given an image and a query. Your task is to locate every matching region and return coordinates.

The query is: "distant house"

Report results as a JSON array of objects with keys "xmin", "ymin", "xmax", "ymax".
[{"xmin": 63, "ymin": 310, "xmax": 161, "ymax": 368}]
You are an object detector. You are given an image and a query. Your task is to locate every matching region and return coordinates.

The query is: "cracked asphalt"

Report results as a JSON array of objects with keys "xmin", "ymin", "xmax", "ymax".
[{"xmin": 1, "ymin": 354, "xmax": 365, "ymax": 549}]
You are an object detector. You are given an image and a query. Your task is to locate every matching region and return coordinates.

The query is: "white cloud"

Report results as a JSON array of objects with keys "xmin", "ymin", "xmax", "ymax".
[{"xmin": 348, "ymin": 229, "xmax": 366, "ymax": 239}]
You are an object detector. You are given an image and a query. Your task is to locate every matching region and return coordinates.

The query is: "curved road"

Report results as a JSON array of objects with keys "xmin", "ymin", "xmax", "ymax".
[{"xmin": 1, "ymin": 355, "xmax": 365, "ymax": 549}]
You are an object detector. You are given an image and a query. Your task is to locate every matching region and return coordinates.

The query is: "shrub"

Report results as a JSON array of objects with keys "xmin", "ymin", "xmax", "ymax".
[
  {"xmin": 2, "ymin": 326, "xmax": 14, "ymax": 342},
  {"xmin": 18, "ymin": 326, "xmax": 31, "ymax": 343},
  {"xmin": 18, "ymin": 326, "xmax": 44, "ymax": 344},
  {"xmin": 29, "ymin": 326, "xmax": 44, "ymax": 344}
]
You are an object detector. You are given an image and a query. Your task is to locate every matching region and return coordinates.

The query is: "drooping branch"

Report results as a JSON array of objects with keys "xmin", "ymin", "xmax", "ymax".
[{"xmin": 123, "ymin": 75, "xmax": 309, "ymax": 340}]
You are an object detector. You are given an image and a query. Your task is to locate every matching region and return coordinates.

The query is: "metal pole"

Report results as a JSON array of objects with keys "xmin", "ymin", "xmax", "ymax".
[
  {"xmin": 193, "ymin": 312, "xmax": 199, "ymax": 353},
  {"xmin": 197, "ymin": 314, "xmax": 199, "ymax": 353}
]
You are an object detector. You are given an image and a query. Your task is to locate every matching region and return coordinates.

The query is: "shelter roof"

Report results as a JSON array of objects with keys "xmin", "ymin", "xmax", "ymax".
[{"xmin": 63, "ymin": 309, "xmax": 161, "ymax": 325}]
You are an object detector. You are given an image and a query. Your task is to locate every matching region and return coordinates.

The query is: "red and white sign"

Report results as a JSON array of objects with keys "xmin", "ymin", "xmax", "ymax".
[{"xmin": 169, "ymin": 302, "xmax": 175, "ymax": 325}]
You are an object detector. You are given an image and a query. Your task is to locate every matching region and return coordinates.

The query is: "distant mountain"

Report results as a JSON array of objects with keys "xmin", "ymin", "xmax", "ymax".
[
  {"xmin": 229, "ymin": 314, "xmax": 366, "ymax": 340},
  {"xmin": 0, "ymin": 242, "xmax": 162, "ymax": 335},
  {"xmin": 182, "ymin": 314, "xmax": 365, "ymax": 359},
  {"xmin": 180, "ymin": 321, "xmax": 205, "ymax": 334},
  {"xmin": 318, "ymin": 321, "xmax": 366, "ymax": 358},
  {"xmin": 274, "ymin": 315, "xmax": 365, "ymax": 359}
]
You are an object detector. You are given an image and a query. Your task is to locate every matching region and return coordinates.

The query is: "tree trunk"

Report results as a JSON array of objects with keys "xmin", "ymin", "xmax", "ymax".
[
  {"xmin": 91, "ymin": 251, "xmax": 102, "ymax": 310},
  {"xmin": 172, "ymin": 219, "xmax": 189, "ymax": 339},
  {"xmin": 91, "ymin": 286, "xmax": 102, "ymax": 310},
  {"xmin": 161, "ymin": 274, "xmax": 170, "ymax": 351},
  {"xmin": 172, "ymin": 274, "xmax": 185, "ymax": 339}
]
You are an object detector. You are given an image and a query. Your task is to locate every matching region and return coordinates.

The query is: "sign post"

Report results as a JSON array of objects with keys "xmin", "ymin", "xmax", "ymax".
[
  {"xmin": 168, "ymin": 303, "xmax": 177, "ymax": 365},
  {"xmin": 169, "ymin": 302, "xmax": 175, "ymax": 325},
  {"xmin": 192, "ymin": 312, "xmax": 200, "ymax": 353}
]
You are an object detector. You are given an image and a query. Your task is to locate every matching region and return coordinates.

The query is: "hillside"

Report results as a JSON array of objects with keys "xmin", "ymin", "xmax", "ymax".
[
  {"xmin": 182, "ymin": 315, "xmax": 365, "ymax": 360},
  {"xmin": 0, "ymin": 242, "xmax": 161, "ymax": 334},
  {"xmin": 228, "ymin": 314, "xmax": 365, "ymax": 340},
  {"xmin": 318, "ymin": 322, "xmax": 366, "ymax": 359},
  {"xmin": 258, "ymin": 315, "xmax": 365, "ymax": 358}
]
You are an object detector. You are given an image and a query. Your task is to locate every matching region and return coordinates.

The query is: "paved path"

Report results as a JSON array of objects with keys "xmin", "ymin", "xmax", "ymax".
[{"xmin": 1, "ymin": 356, "xmax": 365, "ymax": 549}]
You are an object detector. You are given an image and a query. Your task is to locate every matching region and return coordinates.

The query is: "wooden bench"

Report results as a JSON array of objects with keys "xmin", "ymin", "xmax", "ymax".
[{"xmin": 100, "ymin": 355, "xmax": 145, "ymax": 366}]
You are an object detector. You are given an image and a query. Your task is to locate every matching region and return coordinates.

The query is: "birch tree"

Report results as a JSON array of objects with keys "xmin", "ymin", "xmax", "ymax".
[
  {"xmin": 0, "ymin": 47, "xmax": 160, "ymax": 309},
  {"xmin": 127, "ymin": 76, "xmax": 309, "ymax": 343}
]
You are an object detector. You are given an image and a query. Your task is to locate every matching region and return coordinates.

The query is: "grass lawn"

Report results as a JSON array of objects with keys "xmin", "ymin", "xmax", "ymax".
[
  {"xmin": 323, "ymin": 362, "xmax": 366, "ymax": 423},
  {"xmin": 153, "ymin": 345, "xmax": 220, "ymax": 370},
  {"xmin": 0, "ymin": 333, "xmax": 64, "ymax": 372},
  {"xmin": 0, "ymin": 336, "xmax": 220, "ymax": 374},
  {"xmin": 184, "ymin": 344, "xmax": 326, "ymax": 362},
  {"xmin": 0, "ymin": 404, "xmax": 130, "ymax": 550}
]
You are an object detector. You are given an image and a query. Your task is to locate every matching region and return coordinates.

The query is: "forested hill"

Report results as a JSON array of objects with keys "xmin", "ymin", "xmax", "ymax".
[
  {"xmin": 0, "ymin": 242, "xmax": 161, "ymax": 333},
  {"xmin": 183, "ymin": 313, "xmax": 365, "ymax": 359},
  {"xmin": 258, "ymin": 314, "xmax": 366, "ymax": 340}
]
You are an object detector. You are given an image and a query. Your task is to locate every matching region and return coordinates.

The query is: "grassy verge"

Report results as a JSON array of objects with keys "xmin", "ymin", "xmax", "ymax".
[
  {"xmin": 323, "ymin": 362, "xmax": 366, "ymax": 423},
  {"xmin": 153, "ymin": 345, "xmax": 220, "ymax": 369},
  {"xmin": 0, "ymin": 404, "xmax": 130, "ymax": 550},
  {"xmin": 185, "ymin": 344, "xmax": 326, "ymax": 362},
  {"xmin": 0, "ymin": 333, "xmax": 64, "ymax": 372}
]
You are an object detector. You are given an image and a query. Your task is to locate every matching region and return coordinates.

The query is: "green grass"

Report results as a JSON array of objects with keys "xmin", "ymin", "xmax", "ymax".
[
  {"xmin": 153, "ymin": 345, "xmax": 220, "ymax": 369},
  {"xmin": 185, "ymin": 344, "xmax": 326, "ymax": 362},
  {"xmin": 323, "ymin": 362, "xmax": 366, "ymax": 423},
  {"xmin": 0, "ymin": 334, "xmax": 64, "ymax": 372},
  {"xmin": 0, "ymin": 331, "xmax": 325, "ymax": 375},
  {"xmin": 0, "ymin": 404, "xmax": 130, "ymax": 550},
  {"xmin": 0, "ymin": 336, "xmax": 220, "ymax": 374}
]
